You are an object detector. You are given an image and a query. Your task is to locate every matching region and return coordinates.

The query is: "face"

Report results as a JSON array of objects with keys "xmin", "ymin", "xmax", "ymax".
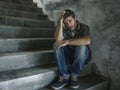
[{"xmin": 63, "ymin": 16, "xmax": 77, "ymax": 30}]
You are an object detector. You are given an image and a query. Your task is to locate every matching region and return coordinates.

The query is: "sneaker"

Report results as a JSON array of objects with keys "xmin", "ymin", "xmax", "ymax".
[
  {"xmin": 69, "ymin": 74, "xmax": 79, "ymax": 89},
  {"xmin": 51, "ymin": 75, "xmax": 69, "ymax": 90}
]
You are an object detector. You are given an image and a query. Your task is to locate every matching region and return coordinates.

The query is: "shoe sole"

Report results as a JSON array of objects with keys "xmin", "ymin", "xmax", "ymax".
[
  {"xmin": 70, "ymin": 85, "xmax": 79, "ymax": 89},
  {"xmin": 51, "ymin": 83, "xmax": 68, "ymax": 90}
]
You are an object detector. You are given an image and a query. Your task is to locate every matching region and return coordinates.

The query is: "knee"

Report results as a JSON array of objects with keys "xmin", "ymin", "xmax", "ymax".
[
  {"xmin": 75, "ymin": 46, "xmax": 86, "ymax": 49},
  {"xmin": 53, "ymin": 44, "xmax": 64, "ymax": 53},
  {"xmin": 74, "ymin": 46, "xmax": 88, "ymax": 58},
  {"xmin": 75, "ymin": 46, "xmax": 87, "ymax": 53}
]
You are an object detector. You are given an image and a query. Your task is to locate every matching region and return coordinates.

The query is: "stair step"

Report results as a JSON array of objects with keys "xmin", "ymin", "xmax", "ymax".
[
  {"xmin": 0, "ymin": 64, "xmax": 57, "ymax": 90},
  {"xmin": 0, "ymin": 63, "xmax": 94, "ymax": 90},
  {"xmin": 0, "ymin": 8, "xmax": 48, "ymax": 20},
  {"xmin": 11, "ymin": 0, "xmax": 34, "ymax": 4},
  {"xmin": 0, "ymin": 25, "xmax": 54, "ymax": 38},
  {"xmin": 38, "ymin": 74, "xmax": 109, "ymax": 90},
  {"xmin": 0, "ymin": 50, "xmax": 54, "ymax": 71},
  {"xmin": 0, "ymin": 38, "xmax": 55, "ymax": 53},
  {"xmin": 0, "ymin": 16, "xmax": 55, "ymax": 28},
  {"xmin": 0, "ymin": 1, "xmax": 42, "ymax": 13},
  {"xmin": 0, "ymin": 0, "xmax": 36, "ymax": 6}
]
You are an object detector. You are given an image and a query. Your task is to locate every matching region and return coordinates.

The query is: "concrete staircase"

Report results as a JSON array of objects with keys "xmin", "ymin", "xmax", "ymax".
[{"xmin": 0, "ymin": 0, "xmax": 109, "ymax": 90}]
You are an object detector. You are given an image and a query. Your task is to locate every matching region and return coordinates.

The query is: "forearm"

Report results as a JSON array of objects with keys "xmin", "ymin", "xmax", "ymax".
[
  {"xmin": 55, "ymin": 20, "xmax": 64, "ymax": 41},
  {"xmin": 67, "ymin": 36, "xmax": 91, "ymax": 46},
  {"xmin": 55, "ymin": 11, "xmax": 66, "ymax": 41}
]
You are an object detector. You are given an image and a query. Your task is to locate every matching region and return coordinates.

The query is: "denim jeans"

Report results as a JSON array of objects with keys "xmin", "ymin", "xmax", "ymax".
[{"xmin": 54, "ymin": 45, "xmax": 90, "ymax": 76}]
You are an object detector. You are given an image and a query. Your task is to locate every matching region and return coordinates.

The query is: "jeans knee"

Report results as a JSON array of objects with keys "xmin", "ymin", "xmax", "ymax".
[
  {"xmin": 75, "ymin": 46, "xmax": 87, "ymax": 54},
  {"xmin": 75, "ymin": 46, "xmax": 86, "ymax": 49},
  {"xmin": 53, "ymin": 46, "xmax": 64, "ymax": 54},
  {"xmin": 74, "ymin": 46, "xmax": 89, "ymax": 62}
]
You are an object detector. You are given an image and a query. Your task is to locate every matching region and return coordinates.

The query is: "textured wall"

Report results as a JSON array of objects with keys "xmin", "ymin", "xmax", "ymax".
[{"xmin": 35, "ymin": 0, "xmax": 120, "ymax": 90}]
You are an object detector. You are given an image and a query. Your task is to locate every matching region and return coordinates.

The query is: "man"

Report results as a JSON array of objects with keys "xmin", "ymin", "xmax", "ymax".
[{"xmin": 51, "ymin": 9, "xmax": 91, "ymax": 90}]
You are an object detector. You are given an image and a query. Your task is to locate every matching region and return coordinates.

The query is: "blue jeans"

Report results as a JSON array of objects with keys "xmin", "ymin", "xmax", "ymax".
[{"xmin": 54, "ymin": 45, "xmax": 90, "ymax": 76}]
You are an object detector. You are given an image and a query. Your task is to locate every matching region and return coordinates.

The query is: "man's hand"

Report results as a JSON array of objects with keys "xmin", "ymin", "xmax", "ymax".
[
  {"xmin": 54, "ymin": 40, "xmax": 69, "ymax": 48},
  {"xmin": 59, "ymin": 11, "xmax": 66, "ymax": 23}
]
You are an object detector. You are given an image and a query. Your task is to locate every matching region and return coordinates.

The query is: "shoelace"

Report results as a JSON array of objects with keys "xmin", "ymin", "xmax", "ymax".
[
  {"xmin": 71, "ymin": 74, "xmax": 77, "ymax": 81},
  {"xmin": 58, "ymin": 75, "xmax": 70, "ymax": 82},
  {"xmin": 58, "ymin": 76, "xmax": 64, "ymax": 82}
]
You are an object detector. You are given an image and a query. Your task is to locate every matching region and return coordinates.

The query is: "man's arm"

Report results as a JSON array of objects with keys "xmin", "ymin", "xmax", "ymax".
[
  {"xmin": 66, "ymin": 35, "xmax": 91, "ymax": 45},
  {"xmin": 55, "ymin": 11, "xmax": 65, "ymax": 41},
  {"xmin": 55, "ymin": 35, "xmax": 91, "ymax": 48}
]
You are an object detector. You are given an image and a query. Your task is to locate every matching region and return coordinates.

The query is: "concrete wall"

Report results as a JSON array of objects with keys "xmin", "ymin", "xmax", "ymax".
[{"xmin": 34, "ymin": 0, "xmax": 120, "ymax": 90}]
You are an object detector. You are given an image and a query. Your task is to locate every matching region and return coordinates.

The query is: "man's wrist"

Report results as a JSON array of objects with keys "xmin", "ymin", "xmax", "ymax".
[
  {"xmin": 66, "ymin": 40, "xmax": 70, "ymax": 45},
  {"xmin": 60, "ymin": 18, "xmax": 63, "ymax": 23}
]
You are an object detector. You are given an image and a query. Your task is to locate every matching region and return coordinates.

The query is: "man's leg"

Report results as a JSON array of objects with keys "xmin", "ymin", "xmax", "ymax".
[
  {"xmin": 71, "ymin": 46, "xmax": 89, "ymax": 74},
  {"xmin": 70, "ymin": 46, "xmax": 89, "ymax": 89},
  {"xmin": 54, "ymin": 46, "xmax": 70, "ymax": 76},
  {"xmin": 51, "ymin": 46, "xmax": 70, "ymax": 90}
]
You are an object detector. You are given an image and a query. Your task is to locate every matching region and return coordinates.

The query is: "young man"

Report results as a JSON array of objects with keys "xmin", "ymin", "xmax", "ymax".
[{"xmin": 51, "ymin": 9, "xmax": 91, "ymax": 90}]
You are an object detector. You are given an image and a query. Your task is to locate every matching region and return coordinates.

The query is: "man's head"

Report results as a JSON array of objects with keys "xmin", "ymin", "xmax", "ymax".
[{"xmin": 63, "ymin": 9, "xmax": 77, "ymax": 30}]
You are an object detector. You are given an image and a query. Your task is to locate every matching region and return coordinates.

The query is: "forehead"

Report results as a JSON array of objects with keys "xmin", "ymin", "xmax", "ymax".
[{"xmin": 63, "ymin": 16, "xmax": 75, "ymax": 22}]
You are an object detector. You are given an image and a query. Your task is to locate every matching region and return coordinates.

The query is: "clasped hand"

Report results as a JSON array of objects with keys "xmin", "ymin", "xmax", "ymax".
[{"xmin": 54, "ymin": 40, "xmax": 69, "ymax": 48}]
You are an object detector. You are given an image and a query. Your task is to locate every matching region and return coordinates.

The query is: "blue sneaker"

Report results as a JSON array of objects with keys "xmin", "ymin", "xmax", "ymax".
[
  {"xmin": 69, "ymin": 74, "xmax": 79, "ymax": 89},
  {"xmin": 51, "ymin": 75, "xmax": 69, "ymax": 90}
]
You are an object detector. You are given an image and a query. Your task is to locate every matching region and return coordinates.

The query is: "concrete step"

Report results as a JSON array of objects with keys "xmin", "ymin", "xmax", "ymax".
[
  {"xmin": 0, "ymin": 0, "xmax": 36, "ymax": 6},
  {"xmin": 0, "ymin": 1, "xmax": 42, "ymax": 13},
  {"xmin": 0, "ymin": 16, "xmax": 55, "ymax": 28},
  {"xmin": 0, "ymin": 7, "xmax": 48, "ymax": 20},
  {"xmin": 0, "ymin": 25, "xmax": 54, "ymax": 38},
  {"xmin": 11, "ymin": 0, "xmax": 34, "ymax": 4},
  {"xmin": 0, "ymin": 49, "xmax": 93, "ymax": 72},
  {"xmin": 0, "ymin": 38, "xmax": 55, "ymax": 53},
  {"xmin": 0, "ymin": 64, "xmax": 57, "ymax": 90},
  {"xmin": 0, "ymin": 50, "xmax": 54, "ymax": 71},
  {"xmin": 0, "ymin": 63, "xmax": 94, "ymax": 90},
  {"xmin": 38, "ymin": 74, "xmax": 109, "ymax": 90}
]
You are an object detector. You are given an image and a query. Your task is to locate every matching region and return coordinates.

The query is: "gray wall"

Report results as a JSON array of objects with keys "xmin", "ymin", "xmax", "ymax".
[{"xmin": 38, "ymin": 0, "xmax": 120, "ymax": 90}]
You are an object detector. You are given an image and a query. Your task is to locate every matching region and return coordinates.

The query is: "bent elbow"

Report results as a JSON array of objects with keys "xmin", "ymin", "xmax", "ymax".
[
  {"xmin": 87, "ymin": 36, "xmax": 91, "ymax": 45},
  {"xmin": 87, "ymin": 40, "xmax": 91, "ymax": 45},
  {"xmin": 86, "ymin": 39, "xmax": 91, "ymax": 45},
  {"xmin": 84, "ymin": 36, "xmax": 91, "ymax": 45}
]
